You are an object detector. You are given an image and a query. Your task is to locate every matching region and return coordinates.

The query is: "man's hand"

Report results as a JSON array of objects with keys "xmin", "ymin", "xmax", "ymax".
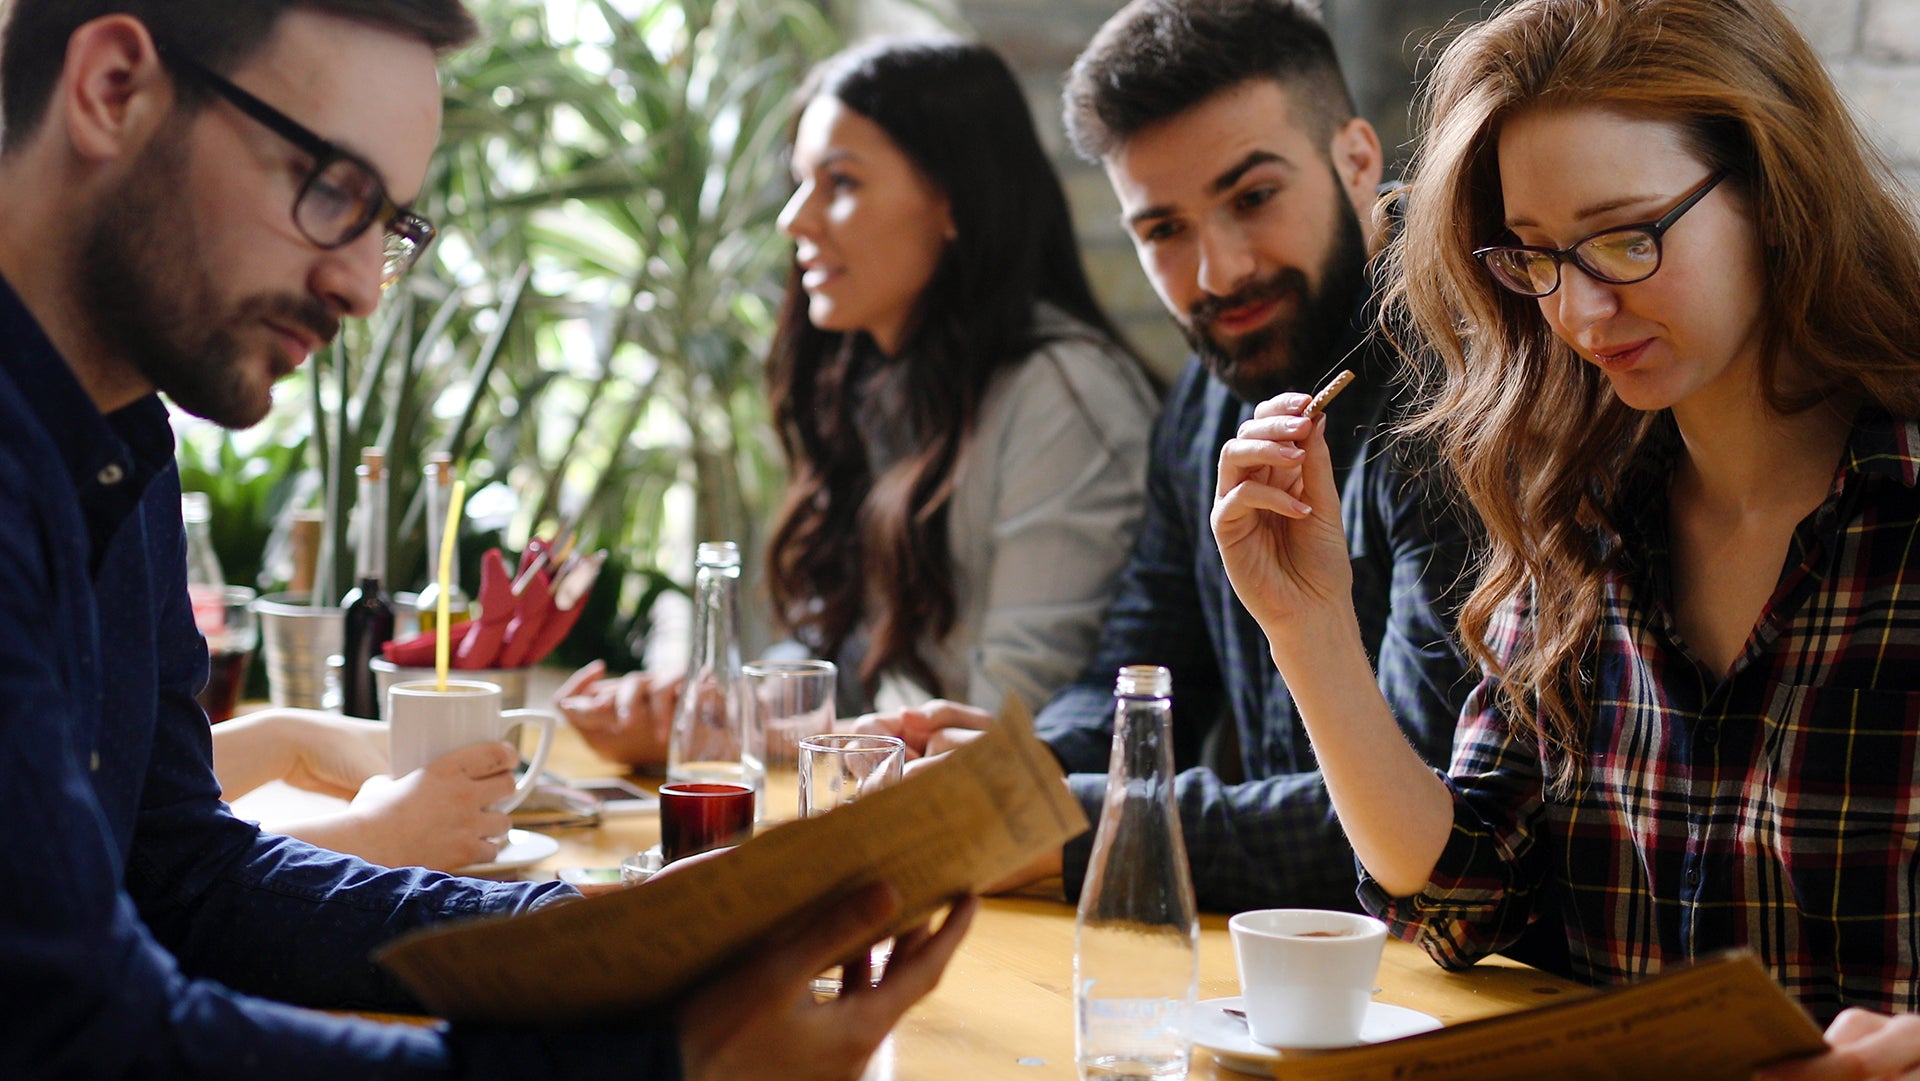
[
  {"xmin": 676, "ymin": 883, "xmax": 977, "ymax": 1081},
  {"xmin": 555, "ymin": 660, "xmax": 677, "ymax": 766},
  {"xmin": 847, "ymin": 699, "xmax": 993, "ymax": 758},
  {"xmin": 1756, "ymin": 1008, "xmax": 1920, "ymax": 1081}
]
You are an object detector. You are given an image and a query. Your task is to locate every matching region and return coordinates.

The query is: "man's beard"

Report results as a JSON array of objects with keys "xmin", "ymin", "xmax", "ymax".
[
  {"xmin": 77, "ymin": 123, "xmax": 339, "ymax": 430},
  {"xmin": 1178, "ymin": 185, "xmax": 1370, "ymax": 405}
]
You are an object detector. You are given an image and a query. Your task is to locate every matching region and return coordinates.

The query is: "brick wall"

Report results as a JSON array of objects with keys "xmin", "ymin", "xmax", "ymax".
[
  {"xmin": 1778, "ymin": 0, "xmax": 1920, "ymax": 200},
  {"xmin": 844, "ymin": 0, "xmax": 1920, "ymax": 378}
]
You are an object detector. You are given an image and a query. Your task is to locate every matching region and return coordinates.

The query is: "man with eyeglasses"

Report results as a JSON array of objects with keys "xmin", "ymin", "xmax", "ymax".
[{"xmin": 0, "ymin": 3, "xmax": 965, "ymax": 1079}]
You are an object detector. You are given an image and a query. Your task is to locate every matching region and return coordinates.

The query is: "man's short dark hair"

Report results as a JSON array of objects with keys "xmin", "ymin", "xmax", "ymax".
[
  {"xmin": 1, "ymin": 0, "xmax": 479, "ymax": 150},
  {"xmin": 1063, "ymin": 0, "xmax": 1356, "ymax": 162}
]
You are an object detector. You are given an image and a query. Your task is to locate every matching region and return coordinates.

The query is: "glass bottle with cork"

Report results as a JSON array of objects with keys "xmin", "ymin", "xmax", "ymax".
[
  {"xmin": 413, "ymin": 453, "xmax": 472, "ymax": 634},
  {"xmin": 338, "ymin": 448, "xmax": 395, "ymax": 720}
]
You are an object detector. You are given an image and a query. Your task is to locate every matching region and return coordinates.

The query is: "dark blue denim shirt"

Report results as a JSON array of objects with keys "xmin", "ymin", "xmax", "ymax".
[
  {"xmin": 1036, "ymin": 301, "xmax": 1475, "ymax": 913},
  {"xmin": 0, "ymin": 274, "xmax": 681, "ymax": 1079}
]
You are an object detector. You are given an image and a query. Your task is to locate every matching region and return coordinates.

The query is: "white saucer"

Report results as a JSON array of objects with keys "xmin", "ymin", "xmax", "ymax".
[
  {"xmin": 455, "ymin": 829, "xmax": 559, "ymax": 876},
  {"xmin": 1192, "ymin": 996, "xmax": 1442, "ymax": 1075}
]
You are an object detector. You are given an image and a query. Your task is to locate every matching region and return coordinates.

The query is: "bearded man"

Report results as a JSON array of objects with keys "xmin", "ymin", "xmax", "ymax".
[
  {"xmin": 868, "ymin": 0, "xmax": 1476, "ymax": 914},
  {"xmin": 0, "ymin": 3, "xmax": 966, "ymax": 1077}
]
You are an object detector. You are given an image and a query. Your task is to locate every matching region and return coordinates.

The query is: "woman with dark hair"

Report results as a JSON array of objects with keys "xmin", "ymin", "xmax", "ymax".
[
  {"xmin": 561, "ymin": 39, "xmax": 1157, "ymax": 759},
  {"xmin": 1208, "ymin": 0, "xmax": 1920, "ymax": 1056}
]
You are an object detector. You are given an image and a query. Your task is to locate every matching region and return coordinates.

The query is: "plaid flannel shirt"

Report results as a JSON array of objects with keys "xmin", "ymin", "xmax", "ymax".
[{"xmin": 1365, "ymin": 408, "xmax": 1920, "ymax": 1023}]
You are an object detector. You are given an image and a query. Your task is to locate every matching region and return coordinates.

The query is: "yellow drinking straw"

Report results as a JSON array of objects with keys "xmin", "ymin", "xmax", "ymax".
[{"xmin": 434, "ymin": 478, "xmax": 467, "ymax": 692}]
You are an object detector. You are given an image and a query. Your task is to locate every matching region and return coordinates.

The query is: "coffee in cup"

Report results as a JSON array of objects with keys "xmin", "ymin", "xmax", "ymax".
[
  {"xmin": 1228, "ymin": 908, "xmax": 1388, "ymax": 1049},
  {"xmin": 386, "ymin": 678, "xmax": 558, "ymax": 813}
]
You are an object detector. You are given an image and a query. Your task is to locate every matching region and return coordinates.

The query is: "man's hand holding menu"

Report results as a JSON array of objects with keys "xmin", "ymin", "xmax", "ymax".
[{"xmin": 376, "ymin": 705, "xmax": 1087, "ymax": 1021}]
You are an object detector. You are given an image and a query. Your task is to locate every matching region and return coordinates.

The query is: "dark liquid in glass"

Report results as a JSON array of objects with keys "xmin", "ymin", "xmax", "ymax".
[
  {"xmin": 658, "ymin": 783, "xmax": 755, "ymax": 862},
  {"xmin": 198, "ymin": 648, "xmax": 252, "ymax": 724}
]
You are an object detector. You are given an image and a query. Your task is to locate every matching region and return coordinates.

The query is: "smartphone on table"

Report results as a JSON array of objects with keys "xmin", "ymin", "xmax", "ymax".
[{"xmin": 568, "ymin": 776, "xmax": 658, "ymax": 816}]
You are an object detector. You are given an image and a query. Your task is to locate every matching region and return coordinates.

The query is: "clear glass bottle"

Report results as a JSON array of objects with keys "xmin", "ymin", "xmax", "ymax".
[
  {"xmin": 181, "ymin": 491, "xmax": 228, "ymax": 637},
  {"xmin": 338, "ymin": 448, "xmax": 395, "ymax": 720},
  {"xmin": 414, "ymin": 453, "xmax": 472, "ymax": 633},
  {"xmin": 666, "ymin": 542, "xmax": 762, "ymax": 807},
  {"xmin": 1074, "ymin": 664, "xmax": 1199, "ymax": 1081}
]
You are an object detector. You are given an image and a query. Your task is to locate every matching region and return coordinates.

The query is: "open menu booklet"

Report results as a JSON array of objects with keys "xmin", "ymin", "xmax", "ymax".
[
  {"xmin": 376, "ymin": 703, "xmax": 1088, "ymax": 1023},
  {"xmin": 1266, "ymin": 950, "xmax": 1828, "ymax": 1081}
]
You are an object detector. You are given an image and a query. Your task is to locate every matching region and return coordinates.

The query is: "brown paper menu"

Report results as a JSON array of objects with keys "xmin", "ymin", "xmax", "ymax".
[
  {"xmin": 1267, "ymin": 951, "xmax": 1825, "ymax": 1081},
  {"xmin": 375, "ymin": 707, "xmax": 1088, "ymax": 1023}
]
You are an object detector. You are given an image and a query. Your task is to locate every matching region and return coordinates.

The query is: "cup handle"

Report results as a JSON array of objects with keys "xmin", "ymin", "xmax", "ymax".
[{"xmin": 497, "ymin": 709, "xmax": 559, "ymax": 812}]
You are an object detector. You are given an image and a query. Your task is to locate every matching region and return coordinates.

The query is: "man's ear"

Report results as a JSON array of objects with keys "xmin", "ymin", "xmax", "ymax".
[
  {"xmin": 57, "ymin": 16, "xmax": 174, "ymax": 164},
  {"xmin": 1328, "ymin": 116, "xmax": 1385, "ymax": 214}
]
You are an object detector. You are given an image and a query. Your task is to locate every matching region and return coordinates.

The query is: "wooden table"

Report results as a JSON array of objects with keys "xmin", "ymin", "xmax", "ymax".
[
  {"xmin": 246, "ymin": 720, "xmax": 1583, "ymax": 1078},
  {"xmin": 518, "ymin": 728, "xmax": 1583, "ymax": 1079}
]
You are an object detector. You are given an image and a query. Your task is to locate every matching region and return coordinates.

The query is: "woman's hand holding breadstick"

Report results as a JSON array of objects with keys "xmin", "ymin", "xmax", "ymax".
[{"xmin": 1209, "ymin": 371, "xmax": 1358, "ymax": 641}]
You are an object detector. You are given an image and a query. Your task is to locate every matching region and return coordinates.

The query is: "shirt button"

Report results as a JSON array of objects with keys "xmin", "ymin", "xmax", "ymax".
[
  {"xmin": 1686, "ymin": 867, "xmax": 1700, "ymax": 885},
  {"xmin": 97, "ymin": 463, "xmax": 125, "ymax": 486}
]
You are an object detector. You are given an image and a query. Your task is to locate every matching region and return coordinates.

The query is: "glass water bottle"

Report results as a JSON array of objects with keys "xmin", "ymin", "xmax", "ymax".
[
  {"xmin": 666, "ymin": 542, "xmax": 762, "ymax": 807},
  {"xmin": 1074, "ymin": 665, "xmax": 1199, "ymax": 1080}
]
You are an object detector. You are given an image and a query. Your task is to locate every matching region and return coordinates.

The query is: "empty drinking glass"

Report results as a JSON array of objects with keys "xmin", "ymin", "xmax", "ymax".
[
  {"xmin": 798, "ymin": 733, "xmax": 905, "ymax": 992},
  {"xmin": 746, "ymin": 659, "xmax": 837, "ymax": 823}
]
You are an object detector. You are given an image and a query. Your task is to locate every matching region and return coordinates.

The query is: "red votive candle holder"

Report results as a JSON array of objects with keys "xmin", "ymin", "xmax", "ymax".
[{"xmin": 658, "ymin": 783, "xmax": 754, "ymax": 863}]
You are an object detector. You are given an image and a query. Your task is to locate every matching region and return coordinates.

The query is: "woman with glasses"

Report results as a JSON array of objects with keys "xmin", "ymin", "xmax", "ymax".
[
  {"xmin": 558, "ymin": 39, "xmax": 1157, "ymax": 763},
  {"xmin": 1208, "ymin": 0, "xmax": 1920, "ymax": 1046}
]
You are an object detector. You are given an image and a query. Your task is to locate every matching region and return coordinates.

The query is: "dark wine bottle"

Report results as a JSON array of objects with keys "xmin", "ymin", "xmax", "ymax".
[{"xmin": 339, "ymin": 448, "xmax": 394, "ymax": 719}]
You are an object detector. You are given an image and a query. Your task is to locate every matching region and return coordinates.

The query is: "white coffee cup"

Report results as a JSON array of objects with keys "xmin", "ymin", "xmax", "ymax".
[
  {"xmin": 1228, "ymin": 908, "xmax": 1388, "ymax": 1049},
  {"xmin": 387, "ymin": 678, "xmax": 558, "ymax": 813}
]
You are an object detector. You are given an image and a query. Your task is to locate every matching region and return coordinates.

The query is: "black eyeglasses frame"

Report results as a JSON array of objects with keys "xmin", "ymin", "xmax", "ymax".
[
  {"xmin": 1472, "ymin": 170, "xmax": 1729, "ymax": 299},
  {"xmin": 152, "ymin": 41, "xmax": 435, "ymax": 287}
]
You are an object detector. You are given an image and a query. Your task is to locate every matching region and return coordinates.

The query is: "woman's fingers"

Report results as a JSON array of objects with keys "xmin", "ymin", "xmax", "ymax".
[
  {"xmin": 1217, "ymin": 431, "xmax": 1310, "ymax": 501},
  {"xmin": 1756, "ymin": 1009, "xmax": 1910, "ymax": 1081},
  {"xmin": 555, "ymin": 659, "xmax": 607, "ymax": 701},
  {"xmin": 1252, "ymin": 390, "xmax": 1316, "ymax": 419},
  {"xmin": 1217, "ymin": 489, "xmax": 1312, "ymax": 529}
]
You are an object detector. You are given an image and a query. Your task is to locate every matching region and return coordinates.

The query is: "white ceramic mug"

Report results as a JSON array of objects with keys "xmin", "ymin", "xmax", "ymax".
[
  {"xmin": 386, "ymin": 678, "xmax": 557, "ymax": 812},
  {"xmin": 1228, "ymin": 908, "xmax": 1388, "ymax": 1049}
]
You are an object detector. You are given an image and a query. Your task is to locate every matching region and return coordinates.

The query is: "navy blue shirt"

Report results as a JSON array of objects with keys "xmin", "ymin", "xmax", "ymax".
[
  {"xmin": 1036, "ymin": 307, "xmax": 1475, "ymax": 913},
  {"xmin": 0, "ymin": 274, "xmax": 681, "ymax": 1079}
]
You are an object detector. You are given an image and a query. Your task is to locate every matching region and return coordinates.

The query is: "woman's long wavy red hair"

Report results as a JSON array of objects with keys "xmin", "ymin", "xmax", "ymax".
[{"xmin": 1386, "ymin": 0, "xmax": 1920, "ymax": 786}]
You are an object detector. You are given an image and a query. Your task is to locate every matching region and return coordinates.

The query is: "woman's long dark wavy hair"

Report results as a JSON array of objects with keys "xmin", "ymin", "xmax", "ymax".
[{"xmin": 765, "ymin": 39, "xmax": 1134, "ymax": 700}]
